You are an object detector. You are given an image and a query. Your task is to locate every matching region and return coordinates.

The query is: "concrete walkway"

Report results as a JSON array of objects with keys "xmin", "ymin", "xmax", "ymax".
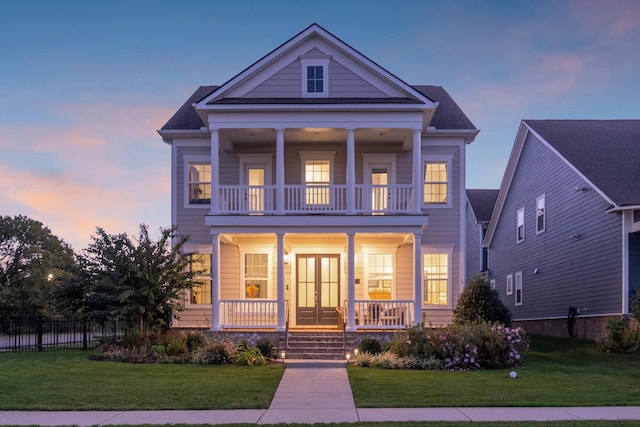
[{"xmin": 1, "ymin": 360, "xmax": 640, "ymax": 425}]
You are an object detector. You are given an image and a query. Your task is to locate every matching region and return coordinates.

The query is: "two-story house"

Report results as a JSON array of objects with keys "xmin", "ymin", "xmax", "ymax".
[
  {"xmin": 484, "ymin": 120, "xmax": 640, "ymax": 339},
  {"xmin": 158, "ymin": 24, "xmax": 478, "ymax": 332},
  {"xmin": 466, "ymin": 189, "xmax": 498, "ymax": 282}
]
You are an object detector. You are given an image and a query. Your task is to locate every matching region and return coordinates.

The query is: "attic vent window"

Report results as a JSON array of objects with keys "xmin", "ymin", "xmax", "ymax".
[{"xmin": 300, "ymin": 57, "xmax": 329, "ymax": 98}]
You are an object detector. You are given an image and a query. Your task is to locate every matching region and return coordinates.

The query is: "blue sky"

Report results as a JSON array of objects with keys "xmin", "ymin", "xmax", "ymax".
[{"xmin": 1, "ymin": 0, "xmax": 639, "ymax": 249}]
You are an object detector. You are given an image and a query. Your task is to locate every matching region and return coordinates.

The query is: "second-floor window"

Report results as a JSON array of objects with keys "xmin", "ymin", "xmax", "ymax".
[
  {"xmin": 517, "ymin": 207, "xmax": 525, "ymax": 243},
  {"xmin": 188, "ymin": 162, "xmax": 211, "ymax": 205},
  {"xmin": 423, "ymin": 157, "xmax": 451, "ymax": 206},
  {"xmin": 536, "ymin": 195, "xmax": 546, "ymax": 234}
]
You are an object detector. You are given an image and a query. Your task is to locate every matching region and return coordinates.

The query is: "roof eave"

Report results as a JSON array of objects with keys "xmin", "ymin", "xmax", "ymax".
[{"xmin": 157, "ymin": 129, "xmax": 210, "ymax": 144}]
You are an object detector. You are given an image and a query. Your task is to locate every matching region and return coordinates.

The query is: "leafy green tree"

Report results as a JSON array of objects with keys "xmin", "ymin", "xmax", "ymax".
[
  {"xmin": 0, "ymin": 215, "xmax": 76, "ymax": 317},
  {"xmin": 453, "ymin": 275, "xmax": 512, "ymax": 326},
  {"xmin": 80, "ymin": 224, "xmax": 195, "ymax": 334}
]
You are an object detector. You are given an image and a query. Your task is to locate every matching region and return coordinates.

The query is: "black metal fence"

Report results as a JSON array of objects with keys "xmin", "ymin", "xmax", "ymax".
[{"xmin": 0, "ymin": 316, "xmax": 126, "ymax": 352}]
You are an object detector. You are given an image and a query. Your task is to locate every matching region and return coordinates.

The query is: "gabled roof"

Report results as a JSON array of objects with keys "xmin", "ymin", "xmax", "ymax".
[
  {"xmin": 484, "ymin": 119, "xmax": 640, "ymax": 247},
  {"xmin": 466, "ymin": 189, "xmax": 499, "ymax": 224}
]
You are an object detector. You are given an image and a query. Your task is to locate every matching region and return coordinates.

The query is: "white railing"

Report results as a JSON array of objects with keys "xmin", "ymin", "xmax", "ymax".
[
  {"xmin": 217, "ymin": 184, "xmax": 413, "ymax": 215},
  {"xmin": 220, "ymin": 300, "xmax": 278, "ymax": 328},
  {"xmin": 351, "ymin": 300, "xmax": 414, "ymax": 329}
]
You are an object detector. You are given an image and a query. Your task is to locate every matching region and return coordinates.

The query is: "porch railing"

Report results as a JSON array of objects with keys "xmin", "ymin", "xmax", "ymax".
[
  {"xmin": 220, "ymin": 300, "xmax": 278, "ymax": 329},
  {"xmin": 352, "ymin": 300, "xmax": 414, "ymax": 329},
  {"xmin": 217, "ymin": 184, "xmax": 413, "ymax": 215}
]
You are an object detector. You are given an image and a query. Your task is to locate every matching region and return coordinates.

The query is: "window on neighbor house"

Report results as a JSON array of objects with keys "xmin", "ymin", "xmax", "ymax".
[
  {"xmin": 190, "ymin": 254, "xmax": 211, "ymax": 305},
  {"xmin": 367, "ymin": 253, "xmax": 393, "ymax": 300},
  {"xmin": 305, "ymin": 159, "xmax": 331, "ymax": 205},
  {"xmin": 490, "ymin": 279, "xmax": 496, "ymax": 290},
  {"xmin": 423, "ymin": 253, "xmax": 449, "ymax": 306},
  {"xmin": 536, "ymin": 195, "xmax": 546, "ymax": 234},
  {"xmin": 188, "ymin": 163, "xmax": 211, "ymax": 205},
  {"xmin": 517, "ymin": 207, "xmax": 525, "ymax": 243},
  {"xmin": 244, "ymin": 253, "xmax": 268, "ymax": 299},
  {"xmin": 423, "ymin": 161, "xmax": 449, "ymax": 204},
  {"xmin": 515, "ymin": 271, "xmax": 523, "ymax": 306},
  {"xmin": 506, "ymin": 274, "xmax": 513, "ymax": 295}
]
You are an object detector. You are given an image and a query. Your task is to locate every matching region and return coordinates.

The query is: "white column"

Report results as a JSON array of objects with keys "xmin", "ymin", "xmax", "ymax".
[
  {"xmin": 276, "ymin": 232, "xmax": 286, "ymax": 330},
  {"xmin": 346, "ymin": 129, "xmax": 356, "ymax": 214},
  {"xmin": 276, "ymin": 129, "xmax": 285, "ymax": 214},
  {"xmin": 210, "ymin": 129, "xmax": 220, "ymax": 215},
  {"xmin": 210, "ymin": 232, "xmax": 221, "ymax": 331},
  {"xmin": 413, "ymin": 232, "xmax": 423, "ymax": 325},
  {"xmin": 346, "ymin": 232, "xmax": 356, "ymax": 331},
  {"xmin": 412, "ymin": 129, "xmax": 422, "ymax": 213}
]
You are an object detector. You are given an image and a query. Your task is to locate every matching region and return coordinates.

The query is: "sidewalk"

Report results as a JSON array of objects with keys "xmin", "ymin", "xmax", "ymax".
[{"xmin": 1, "ymin": 360, "xmax": 640, "ymax": 425}]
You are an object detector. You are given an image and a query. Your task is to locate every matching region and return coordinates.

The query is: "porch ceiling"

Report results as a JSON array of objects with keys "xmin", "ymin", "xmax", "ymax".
[{"xmin": 223, "ymin": 128, "xmax": 410, "ymax": 144}]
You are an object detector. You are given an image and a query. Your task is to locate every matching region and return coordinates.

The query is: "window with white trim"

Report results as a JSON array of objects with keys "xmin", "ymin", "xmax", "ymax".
[
  {"xmin": 366, "ymin": 253, "xmax": 393, "ymax": 300},
  {"xmin": 300, "ymin": 151, "xmax": 334, "ymax": 206},
  {"xmin": 515, "ymin": 271, "xmax": 523, "ymax": 306},
  {"xmin": 187, "ymin": 161, "xmax": 211, "ymax": 206},
  {"xmin": 423, "ymin": 155, "xmax": 452, "ymax": 207},
  {"xmin": 189, "ymin": 254, "xmax": 211, "ymax": 305},
  {"xmin": 506, "ymin": 274, "xmax": 513, "ymax": 295},
  {"xmin": 243, "ymin": 253, "xmax": 269, "ymax": 299},
  {"xmin": 517, "ymin": 207, "xmax": 525, "ymax": 243},
  {"xmin": 301, "ymin": 57, "xmax": 329, "ymax": 97},
  {"xmin": 423, "ymin": 252, "xmax": 450, "ymax": 306},
  {"xmin": 536, "ymin": 195, "xmax": 546, "ymax": 234}
]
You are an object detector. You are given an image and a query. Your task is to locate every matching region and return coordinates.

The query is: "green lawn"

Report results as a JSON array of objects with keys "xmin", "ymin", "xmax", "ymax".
[
  {"xmin": 349, "ymin": 334, "xmax": 640, "ymax": 407},
  {"xmin": 0, "ymin": 351, "xmax": 283, "ymax": 410}
]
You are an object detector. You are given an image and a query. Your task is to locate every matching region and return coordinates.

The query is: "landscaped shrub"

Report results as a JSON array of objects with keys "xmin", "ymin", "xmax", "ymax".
[
  {"xmin": 185, "ymin": 331, "xmax": 206, "ymax": 352},
  {"xmin": 255, "ymin": 338, "xmax": 275, "ymax": 359},
  {"xmin": 193, "ymin": 341, "xmax": 238, "ymax": 365},
  {"xmin": 453, "ymin": 275, "xmax": 512, "ymax": 326},
  {"xmin": 597, "ymin": 316, "xmax": 640, "ymax": 353},
  {"xmin": 358, "ymin": 337, "xmax": 382, "ymax": 355},
  {"xmin": 236, "ymin": 342, "xmax": 267, "ymax": 366},
  {"xmin": 382, "ymin": 323, "xmax": 528, "ymax": 370}
]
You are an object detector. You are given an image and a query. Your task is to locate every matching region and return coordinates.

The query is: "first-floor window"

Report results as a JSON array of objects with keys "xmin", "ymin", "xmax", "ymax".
[
  {"xmin": 244, "ymin": 253, "xmax": 269, "ymax": 299},
  {"xmin": 190, "ymin": 254, "xmax": 211, "ymax": 304},
  {"xmin": 506, "ymin": 274, "xmax": 513, "ymax": 295},
  {"xmin": 424, "ymin": 252, "xmax": 449, "ymax": 305},
  {"xmin": 367, "ymin": 253, "xmax": 393, "ymax": 300},
  {"xmin": 515, "ymin": 271, "xmax": 523, "ymax": 306}
]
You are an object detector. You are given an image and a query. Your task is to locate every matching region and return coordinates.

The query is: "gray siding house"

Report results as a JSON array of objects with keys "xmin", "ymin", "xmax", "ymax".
[
  {"xmin": 484, "ymin": 120, "xmax": 640, "ymax": 339},
  {"xmin": 466, "ymin": 189, "xmax": 498, "ymax": 282},
  {"xmin": 158, "ymin": 24, "xmax": 478, "ymax": 332}
]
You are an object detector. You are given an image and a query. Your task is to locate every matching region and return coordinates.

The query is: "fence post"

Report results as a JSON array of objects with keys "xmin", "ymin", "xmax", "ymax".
[
  {"xmin": 36, "ymin": 316, "xmax": 43, "ymax": 351},
  {"xmin": 82, "ymin": 318, "xmax": 88, "ymax": 351}
]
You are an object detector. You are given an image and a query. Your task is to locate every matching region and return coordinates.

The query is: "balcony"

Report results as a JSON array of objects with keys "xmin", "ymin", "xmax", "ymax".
[{"xmin": 217, "ymin": 184, "xmax": 414, "ymax": 215}]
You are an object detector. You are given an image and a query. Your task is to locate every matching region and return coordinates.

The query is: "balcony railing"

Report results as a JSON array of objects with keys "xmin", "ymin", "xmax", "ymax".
[{"xmin": 217, "ymin": 184, "xmax": 413, "ymax": 215}]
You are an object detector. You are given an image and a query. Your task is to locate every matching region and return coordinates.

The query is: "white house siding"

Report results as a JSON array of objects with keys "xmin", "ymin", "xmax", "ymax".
[
  {"xmin": 176, "ymin": 143, "xmax": 212, "ymax": 245},
  {"xmin": 245, "ymin": 61, "xmax": 301, "ymax": 98},
  {"xmin": 489, "ymin": 131, "xmax": 623, "ymax": 321},
  {"xmin": 328, "ymin": 60, "xmax": 386, "ymax": 98}
]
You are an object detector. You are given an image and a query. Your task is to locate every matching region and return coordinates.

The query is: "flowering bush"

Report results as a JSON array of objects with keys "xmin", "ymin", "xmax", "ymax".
[{"xmin": 382, "ymin": 322, "xmax": 529, "ymax": 370}]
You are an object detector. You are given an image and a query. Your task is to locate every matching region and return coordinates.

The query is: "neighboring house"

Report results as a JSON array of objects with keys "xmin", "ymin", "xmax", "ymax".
[
  {"xmin": 465, "ymin": 189, "xmax": 498, "ymax": 282},
  {"xmin": 158, "ymin": 23, "xmax": 478, "ymax": 332},
  {"xmin": 484, "ymin": 120, "xmax": 640, "ymax": 339}
]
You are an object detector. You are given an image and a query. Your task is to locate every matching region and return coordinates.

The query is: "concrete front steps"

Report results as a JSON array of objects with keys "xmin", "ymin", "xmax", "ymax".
[{"xmin": 280, "ymin": 331, "xmax": 355, "ymax": 360}]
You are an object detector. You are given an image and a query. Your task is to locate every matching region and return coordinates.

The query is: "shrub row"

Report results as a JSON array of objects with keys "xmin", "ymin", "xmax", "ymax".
[
  {"xmin": 354, "ymin": 322, "xmax": 529, "ymax": 371},
  {"xmin": 93, "ymin": 331, "xmax": 276, "ymax": 365}
]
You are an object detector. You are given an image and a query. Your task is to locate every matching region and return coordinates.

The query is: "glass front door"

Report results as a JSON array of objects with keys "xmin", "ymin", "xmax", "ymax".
[{"xmin": 296, "ymin": 255, "xmax": 340, "ymax": 326}]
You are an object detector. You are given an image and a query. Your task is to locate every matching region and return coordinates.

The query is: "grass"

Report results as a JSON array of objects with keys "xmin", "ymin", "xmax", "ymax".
[
  {"xmin": 349, "ymin": 334, "xmax": 640, "ymax": 407},
  {"xmin": 0, "ymin": 351, "xmax": 284, "ymax": 410}
]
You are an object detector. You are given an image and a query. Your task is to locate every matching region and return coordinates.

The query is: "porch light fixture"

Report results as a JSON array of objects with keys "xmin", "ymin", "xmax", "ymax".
[
  {"xmin": 345, "ymin": 352, "xmax": 351, "ymax": 363},
  {"xmin": 280, "ymin": 350, "xmax": 286, "ymax": 360},
  {"xmin": 283, "ymin": 252, "xmax": 290, "ymax": 264}
]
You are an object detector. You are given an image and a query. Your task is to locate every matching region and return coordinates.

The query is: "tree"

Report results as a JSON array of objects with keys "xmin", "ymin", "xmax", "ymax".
[
  {"xmin": 453, "ymin": 275, "xmax": 512, "ymax": 326},
  {"xmin": 80, "ymin": 224, "xmax": 195, "ymax": 334},
  {"xmin": 0, "ymin": 215, "xmax": 76, "ymax": 317}
]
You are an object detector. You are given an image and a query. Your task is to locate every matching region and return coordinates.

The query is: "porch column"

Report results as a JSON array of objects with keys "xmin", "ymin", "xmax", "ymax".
[
  {"xmin": 209, "ymin": 128, "xmax": 220, "ymax": 214},
  {"xmin": 412, "ymin": 129, "xmax": 422, "ymax": 213},
  {"xmin": 346, "ymin": 232, "xmax": 356, "ymax": 331},
  {"xmin": 210, "ymin": 231, "xmax": 222, "ymax": 331},
  {"xmin": 276, "ymin": 129, "xmax": 285, "ymax": 214},
  {"xmin": 276, "ymin": 232, "xmax": 286, "ymax": 331},
  {"xmin": 413, "ymin": 232, "xmax": 423, "ymax": 325},
  {"xmin": 346, "ymin": 129, "xmax": 356, "ymax": 214}
]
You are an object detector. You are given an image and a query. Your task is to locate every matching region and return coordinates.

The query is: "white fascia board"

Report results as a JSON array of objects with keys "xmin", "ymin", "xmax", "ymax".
[
  {"xmin": 424, "ymin": 129, "xmax": 480, "ymax": 144},
  {"xmin": 607, "ymin": 205, "xmax": 640, "ymax": 213},
  {"xmin": 207, "ymin": 110, "xmax": 424, "ymax": 130},
  {"xmin": 204, "ymin": 214, "xmax": 428, "ymax": 233},
  {"xmin": 157, "ymin": 129, "xmax": 210, "ymax": 144}
]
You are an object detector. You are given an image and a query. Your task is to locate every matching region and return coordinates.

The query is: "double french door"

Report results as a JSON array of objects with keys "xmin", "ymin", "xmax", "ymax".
[{"xmin": 296, "ymin": 255, "xmax": 340, "ymax": 326}]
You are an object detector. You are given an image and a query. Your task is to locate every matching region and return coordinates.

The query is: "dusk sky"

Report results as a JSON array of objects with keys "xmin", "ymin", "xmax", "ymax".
[{"xmin": 1, "ymin": 0, "xmax": 639, "ymax": 250}]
